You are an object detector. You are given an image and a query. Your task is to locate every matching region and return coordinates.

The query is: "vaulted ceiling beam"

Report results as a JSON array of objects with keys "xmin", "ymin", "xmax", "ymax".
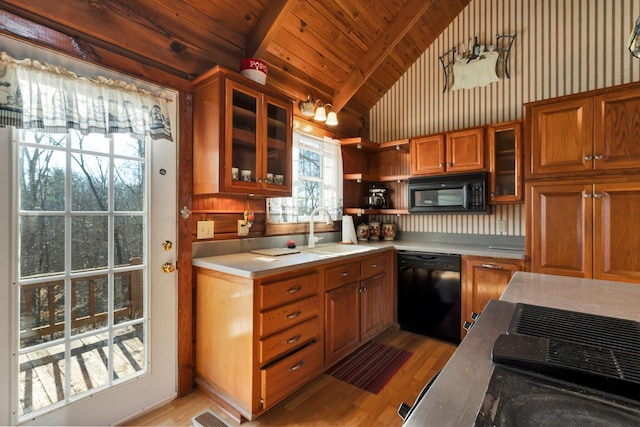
[
  {"xmin": 246, "ymin": 0, "xmax": 298, "ymax": 59},
  {"xmin": 332, "ymin": 0, "xmax": 434, "ymax": 112}
]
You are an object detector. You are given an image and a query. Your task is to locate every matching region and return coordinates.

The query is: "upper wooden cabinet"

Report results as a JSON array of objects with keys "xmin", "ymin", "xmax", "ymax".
[
  {"xmin": 192, "ymin": 66, "xmax": 293, "ymax": 196},
  {"xmin": 526, "ymin": 85, "xmax": 640, "ymax": 178},
  {"xmin": 488, "ymin": 120, "xmax": 523, "ymax": 204},
  {"xmin": 411, "ymin": 127, "xmax": 485, "ymax": 176},
  {"xmin": 527, "ymin": 178, "xmax": 640, "ymax": 283}
]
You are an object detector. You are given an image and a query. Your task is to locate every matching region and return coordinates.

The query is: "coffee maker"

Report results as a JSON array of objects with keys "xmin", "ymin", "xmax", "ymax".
[{"xmin": 367, "ymin": 184, "xmax": 388, "ymax": 209}]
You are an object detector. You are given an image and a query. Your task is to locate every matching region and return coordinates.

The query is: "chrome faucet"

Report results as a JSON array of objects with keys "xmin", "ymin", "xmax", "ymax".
[{"xmin": 308, "ymin": 207, "xmax": 333, "ymax": 248}]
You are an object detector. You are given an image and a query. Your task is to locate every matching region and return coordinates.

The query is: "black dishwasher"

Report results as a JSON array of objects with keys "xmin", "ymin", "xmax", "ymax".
[{"xmin": 397, "ymin": 250, "xmax": 461, "ymax": 344}]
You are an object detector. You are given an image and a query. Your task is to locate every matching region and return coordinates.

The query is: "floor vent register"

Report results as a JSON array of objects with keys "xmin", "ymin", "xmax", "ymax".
[{"xmin": 191, "ymin": 409, "xmax": 229, "ymax": 427}]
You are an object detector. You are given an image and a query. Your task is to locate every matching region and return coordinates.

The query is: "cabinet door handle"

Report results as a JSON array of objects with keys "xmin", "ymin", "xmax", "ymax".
[
  {"xmin": 584, "ymin": 154, "xmax": 593, "ymax": 161},
  {"xmin": 446, "ymin": 163, "xmax": 452, "ymax": 167},
  {"xmin": 286, "ymin": 334, "xmax": 302, "ymax": 345},
  {"xmin": 286, "ymin": 286, "xmax": 302, "ymax": 294},
  {"xmin": 594, "ymin": 193, "xmax": 602, "ymax": 198},
  {"xmin": 438, "ymin": 163, "xmax": 444, "ymax": 167},
  {"xmin": 289, "ymin": 361, "xmax": 304, "ymax": 372},
  {"xmin": 594, "ymin": 154, "xmax": 603, "ymax": 160},
  {"xmin": 480, "ymin": 264, "xmax": 503, "ymax": 270},
  {"xmin": 584, "ymin": 193, "xmax": 593, "ymax": 199},
  {"xmin": 285, "ymin": 310, "xmax": 302, "ymax": 320}
]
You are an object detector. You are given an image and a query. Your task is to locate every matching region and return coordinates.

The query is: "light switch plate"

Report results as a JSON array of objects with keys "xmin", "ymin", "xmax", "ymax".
[
  {"xmin": 197, "ymin": 220, "xmax": 214, "ymax": 239},
  {"xmin": 497, "ymin": 220, "xmax": 507, "ymax": 234}
]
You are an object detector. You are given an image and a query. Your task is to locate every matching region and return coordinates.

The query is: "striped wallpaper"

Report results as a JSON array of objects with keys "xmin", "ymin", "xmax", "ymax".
[{"xmin": 371, "ymin": 0, "xmax": 640, "ymax": 236}]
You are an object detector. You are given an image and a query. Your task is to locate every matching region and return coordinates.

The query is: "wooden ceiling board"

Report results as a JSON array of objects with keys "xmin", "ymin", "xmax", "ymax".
[
  {"xmin": 0, "ymin": 0, "xmax": 471, "ymax": 137},
  {"xmin": 154, "ymin": 0, "xmax": 250, "ymax": 49},
  {"xmin": 278, "ymin": 11, "xmax": 356, "ymax": 76}
]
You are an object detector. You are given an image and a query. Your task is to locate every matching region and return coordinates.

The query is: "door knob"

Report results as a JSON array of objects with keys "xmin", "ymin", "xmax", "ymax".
[
  {"xmin": 162, "ymin": 240, "xmax": 173, "ymax": 251},
  {"xmin": 162, "ymin": 262, "xmax": 176, "ymax": 273}
]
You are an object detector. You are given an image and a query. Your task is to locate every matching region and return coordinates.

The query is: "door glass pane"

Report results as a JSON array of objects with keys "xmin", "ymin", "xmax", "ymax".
[
  {"xmin": 16, "ymin": 129, "xmax": 148, "ymax": 420},
  {"xmin": 20, "ymin": 216, "xmax": 65, "ymax": 277},
  {"xmin": 71, "ymin": 216, "xmax": 108, "ymax": 272}
]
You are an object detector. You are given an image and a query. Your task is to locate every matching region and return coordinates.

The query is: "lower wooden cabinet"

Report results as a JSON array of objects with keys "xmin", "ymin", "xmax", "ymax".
[
  {"xmin": 461, "ymin": 255, "xmax": 524, "ymax": 337},
  {"xmin": 324, "ymin": 250, "xmax": 393, "ymax": 366},
  {"xmin": 194, "ymin": 248, "xmax": 395, "ymax": 422}
]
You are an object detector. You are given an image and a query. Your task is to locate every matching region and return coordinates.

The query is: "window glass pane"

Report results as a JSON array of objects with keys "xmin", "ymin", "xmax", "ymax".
[
  {"xmin": 20, "ymin": 281, "xmax": 65, "ymax": 348},
  {"xmin": 20, "ymin": 129, "xmax": 66, "ymax": 147},
  {"xmin": 115, "ymin": 268, "xmax": 144, "ymax": 324},
  {"xmin": 296, "ymin": 180, "xmax": 320, "ymax": 216},
  {"xmin": 69, "ymin": 130, "xmax": 109, "ymax": 153},
  {"xmin": 299, "ymin": 147, "xmax": 320, "ymax": 178},
  {"xmin": 20, "ymin": 147, "xmax": 66, "ymax": 211},
  {"xmin": 113, "ymin": 133, "xmax": 145, "ymax": 159},
  {"xmin": 114, "ymin": 215, "xmax": 143, "ymax": 266},
  {"xmin": 20, "ymin": 216, "xmax": 65, "ymax": 277},
  {"xmin": 19, "ymin": 342, "xmax": 66, "ymax": 413},
  {"xmin": 71, "ymin": 153, "xmax": 109, "ymax": 211},
  {"xmin": 114, "ymin": 158, "xmax": 144, "ymax": 211},
  {"xmin": 71, "ymin": 216, "xmax": 108, "ymax": 271},
  {"xmin": 71, "ymin": 275, "xmax": 108, "ymax": 335}
]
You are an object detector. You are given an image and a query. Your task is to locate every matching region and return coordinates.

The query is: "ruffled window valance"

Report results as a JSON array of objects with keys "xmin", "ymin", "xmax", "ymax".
[{"xmin": 0, "ymin": 51, "xmax": 173, "ymax": 141}]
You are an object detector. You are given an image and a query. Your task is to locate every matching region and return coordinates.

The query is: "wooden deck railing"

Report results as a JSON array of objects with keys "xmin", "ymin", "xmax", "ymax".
[{"xmin": 20, "ymin": 258, "xmax": 143, "ymax": 348}]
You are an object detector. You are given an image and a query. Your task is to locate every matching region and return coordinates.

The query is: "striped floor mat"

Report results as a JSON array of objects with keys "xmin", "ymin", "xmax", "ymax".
[{"xmin": 326, "ymin": 341, "xmax": 413, "ymax": 394}]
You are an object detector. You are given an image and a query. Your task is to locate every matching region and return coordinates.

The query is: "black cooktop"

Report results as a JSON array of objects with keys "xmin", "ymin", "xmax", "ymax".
[{"xmin": 474, "ymin": 303, "xmax": 640, "ymax": 426}]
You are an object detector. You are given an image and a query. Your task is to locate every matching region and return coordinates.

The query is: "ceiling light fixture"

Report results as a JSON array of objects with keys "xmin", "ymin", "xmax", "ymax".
[{"xmin": 299, "ymin": 96, "xmax": 338, "ymax": 126}]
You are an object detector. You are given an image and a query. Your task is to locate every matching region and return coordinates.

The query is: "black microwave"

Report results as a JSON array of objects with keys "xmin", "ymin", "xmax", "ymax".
[{"xmin": 408, "ymin": 172, "xmax": 488, "ymax": 213}]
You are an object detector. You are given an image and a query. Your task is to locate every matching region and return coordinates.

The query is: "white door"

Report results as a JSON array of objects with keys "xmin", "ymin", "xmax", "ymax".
[{"xmin": 1, "ymin": 117, "xmax": 177, "ymax": 425}]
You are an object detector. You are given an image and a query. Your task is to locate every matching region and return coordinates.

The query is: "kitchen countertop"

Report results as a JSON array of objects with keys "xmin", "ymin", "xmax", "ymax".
[
  {"xmin": 191, "ymin": 238, "xmax": 524, "ymax": 278},
  {"xmin": 403, "ymin": 272, "xmax": 640, "ymax": 426}
]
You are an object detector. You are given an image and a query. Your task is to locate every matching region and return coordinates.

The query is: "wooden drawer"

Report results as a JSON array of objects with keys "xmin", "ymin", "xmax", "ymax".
[
  {"xmin": 259, "ymin": 317, "xmax": 320, "ymax": 365},
  {"xmin": 360, "ymin": 252, "xmax": 388, "ymax": 280},
  {"xmin": 260, "ymin": 271, "xmax": 319, "ymax": 309},
  {"xmin": 260, "ymin": 295, "xmax": 319, "ymax": 337},
  {"xmin": 325, "ymin": 261, "xmax": 360, "ymax": 290},
  {"xmin": 261, "ymin": 341, "xmax": 323, "ymax": 409}
]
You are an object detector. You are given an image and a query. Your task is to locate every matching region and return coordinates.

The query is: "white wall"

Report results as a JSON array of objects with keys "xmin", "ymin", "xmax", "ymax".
[{"xmin": 371, "ymin": 0, "xmax": 640, "ymax": 236}]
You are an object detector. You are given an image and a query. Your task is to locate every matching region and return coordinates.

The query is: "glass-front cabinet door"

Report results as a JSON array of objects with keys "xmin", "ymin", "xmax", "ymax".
[
  {"xmin": 224, "ymin": 80, "xmax": 292, "ymax": 195},
  {"xmin": 264, "ymin": 95, "xmax": 292, "ymax": 194},
  {"xmin": 489, "ymin": 120, "xmax": 522, "ymax": 203},
  {"xmin": 227, "ymin": 81, "xmax": 260, "ymax": 192}
]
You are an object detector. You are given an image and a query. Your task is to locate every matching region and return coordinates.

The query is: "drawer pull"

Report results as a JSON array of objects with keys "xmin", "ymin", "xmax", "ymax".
[
  {"xmin": 480, "ymin": 264, "xmax": 503, "ymax": 270},
  {"xmin": 371, "ymin": 263, "xmax": 379, "ymax": 268},
  {"xmin": 285, "ymin": 310, "xmax": 302, "ymax": 320},
  {"xmin": 341, "ymin": 272, "xmax": 350, "ymax": 277},
  {"xmin": 286, "ymin": 334, "xmax": 302, "ymax": 345},
  {"xmin": 286, "ymin": 286, "xmax": 303, "ymax": 294},
  {"xmin": 289, "ymin": 361, "xmax": 304, "ymax": 372}
]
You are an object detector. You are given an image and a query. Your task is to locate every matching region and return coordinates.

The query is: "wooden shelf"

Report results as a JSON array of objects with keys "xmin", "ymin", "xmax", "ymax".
[
  {"xmin": 341, "ymin": 137, "xmax": 410, "ymax": 152},
  {"xmin": 343, "ymin": 173, "xmax": 409, "ymax": 182},
  {"xmin": 344, "ymin": 207, "xmax": 409, "ymax": 215}
]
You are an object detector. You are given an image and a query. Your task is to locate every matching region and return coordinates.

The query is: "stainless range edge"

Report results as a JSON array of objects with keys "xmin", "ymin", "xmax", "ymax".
[{"xmin": 403, "ymin": 299, "xmax": 516, "ymax": 427}]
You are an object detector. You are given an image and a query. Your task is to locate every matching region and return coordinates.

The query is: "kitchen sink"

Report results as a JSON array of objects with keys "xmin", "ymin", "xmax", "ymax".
[{"xmin": 303, "ymin": 244, "xmax": 374, "ymax": 258}]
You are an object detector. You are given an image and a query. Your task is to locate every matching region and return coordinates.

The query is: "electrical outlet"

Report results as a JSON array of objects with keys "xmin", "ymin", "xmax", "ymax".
[
  {"xmin": 197, "ymin": 220, "xmax": 214, "ymax": 239},
  {"xmin": 497, "ymin": 220, "xmax": 507, "ymax": 234},
  {"xmin": 238, "ymin": 220, "xmax": 249, "ymax": 236}
]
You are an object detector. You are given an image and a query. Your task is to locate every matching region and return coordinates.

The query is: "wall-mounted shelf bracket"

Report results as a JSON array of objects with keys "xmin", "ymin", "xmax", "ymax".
[
  {"xmin": 438, "ymin": 47, "xmax": 457, "ymax": 93},
  {"xmin": 495, "ymin": 34, "xmax": 516, "ymax": 78}
]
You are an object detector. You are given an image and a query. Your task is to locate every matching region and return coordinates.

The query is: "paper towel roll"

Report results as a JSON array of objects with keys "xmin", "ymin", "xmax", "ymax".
[{"xmin": 341, "ymin": 215, "xmax": 358, "ymax": 244}]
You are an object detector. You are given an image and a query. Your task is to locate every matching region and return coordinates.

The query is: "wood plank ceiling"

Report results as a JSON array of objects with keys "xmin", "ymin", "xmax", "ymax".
[{"xmin": 0, "ymin": 0, "xmax": 471, "ymax": 138}]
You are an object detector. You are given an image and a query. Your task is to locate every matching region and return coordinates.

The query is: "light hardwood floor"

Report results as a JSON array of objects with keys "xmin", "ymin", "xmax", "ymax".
[{"xmin": 123, "ymin": 329, "xmax": 456, "ymax": 427}]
